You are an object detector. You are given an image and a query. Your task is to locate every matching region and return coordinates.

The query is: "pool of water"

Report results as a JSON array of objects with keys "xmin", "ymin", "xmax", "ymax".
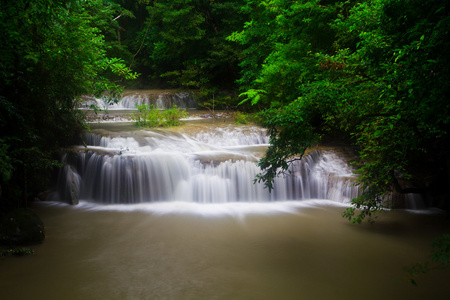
[{"xmin": 1, "ymin": 201, "xmax": 449, "ymax": 300}]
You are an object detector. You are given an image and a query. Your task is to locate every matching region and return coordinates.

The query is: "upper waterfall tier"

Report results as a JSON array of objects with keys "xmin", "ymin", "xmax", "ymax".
[{"xmin": 79, "ymin": 90, "xmax": 197, "ymax": 110}]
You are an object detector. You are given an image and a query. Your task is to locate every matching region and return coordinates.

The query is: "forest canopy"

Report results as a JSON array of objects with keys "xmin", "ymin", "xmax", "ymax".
[
  {"xmin": 1, "ymin": 0, "xmax": 449, "ymax": 223},
  {"xmin": 232, "ymin": 0, "xmax": 450, "ymax": 222}
]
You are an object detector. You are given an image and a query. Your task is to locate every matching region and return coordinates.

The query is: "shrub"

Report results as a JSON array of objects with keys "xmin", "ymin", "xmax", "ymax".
[
  {"xmin": 234, "ymin": 111, "xmax": 249, "ymax": 124},
  {"xmin": 162, "ymin": 105, "xmax": 188, "ymax": 127},
  {"xmin": 133, "ymin": 104, "xmax": 187, "ymax": 128}
]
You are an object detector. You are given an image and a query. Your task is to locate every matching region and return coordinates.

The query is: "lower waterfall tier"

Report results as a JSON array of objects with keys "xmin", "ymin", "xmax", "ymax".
[{"xmin": 54, "ymin": 148, "xmax": 359, "ymax": 204}]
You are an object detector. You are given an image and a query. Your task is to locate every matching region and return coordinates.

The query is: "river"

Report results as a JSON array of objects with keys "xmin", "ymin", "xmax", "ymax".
[
  {"xmin": 1, "ymin": 98, "xmax": 449, "ymax": 299},
  {"xmin": 1, "ymin": 201, "xmax": 449, "ymax": 299}
]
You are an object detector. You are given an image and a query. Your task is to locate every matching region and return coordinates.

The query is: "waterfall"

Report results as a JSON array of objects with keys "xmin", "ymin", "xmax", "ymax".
[
  {"xmin": 79, "ymin": 91, "xmax": 197, "ymax": 110},
  {"xmin": 193, "ymin": 126, "xmax": 269, "ymax": 146},
  {"xmin": 54, "ymin": 125, "xmax": 359, "ymax": 205}
]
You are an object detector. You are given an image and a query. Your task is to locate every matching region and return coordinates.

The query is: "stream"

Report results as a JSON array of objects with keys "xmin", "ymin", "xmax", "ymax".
[{"xmin": 1, "ymin": 93, "xmax": 449, "ymax": 299}]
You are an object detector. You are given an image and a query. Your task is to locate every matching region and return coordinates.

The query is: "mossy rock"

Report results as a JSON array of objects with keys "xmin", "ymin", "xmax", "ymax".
[{"xmin": 0, "ymin": 209, "xmax": 45, "ymax": 246}]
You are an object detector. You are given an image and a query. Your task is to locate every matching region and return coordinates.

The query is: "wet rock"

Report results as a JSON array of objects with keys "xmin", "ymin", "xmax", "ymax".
[{"xmin": 36, "ymin": 191, "xmax": 50, "ymax": 201}]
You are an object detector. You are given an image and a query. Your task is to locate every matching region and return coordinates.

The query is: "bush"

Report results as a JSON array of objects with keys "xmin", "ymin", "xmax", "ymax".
[
  {"xmin": 163, "ymin": 105, "xmax": 188, "ymax": 127},
  {"xmin": 133, "ymin": 104, "xmax": 161, "ymax": 127},
  {"xmin": 133, "ymin": 104, "xmax": 187, "ymax": 128},
  {"xmin": 234, "ymin": 111, "xmax": 249, "ymax": 124}
]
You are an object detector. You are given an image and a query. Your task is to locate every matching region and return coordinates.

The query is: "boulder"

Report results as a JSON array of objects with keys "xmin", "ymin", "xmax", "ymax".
[{"xmin": 0, "ymin": 209, "xmax": 45, "ymax": 246}]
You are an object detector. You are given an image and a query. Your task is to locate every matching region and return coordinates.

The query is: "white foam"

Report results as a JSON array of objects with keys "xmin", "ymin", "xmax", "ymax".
[{"xmin": 43, "ymin": 199, "xmax": 351, "ymax": 217}]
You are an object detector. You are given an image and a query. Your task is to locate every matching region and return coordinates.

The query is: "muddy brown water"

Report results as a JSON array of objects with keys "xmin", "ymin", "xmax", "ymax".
[{"xmin": 1, "ymin": 202, "xmax": 449, "ymax": 300}]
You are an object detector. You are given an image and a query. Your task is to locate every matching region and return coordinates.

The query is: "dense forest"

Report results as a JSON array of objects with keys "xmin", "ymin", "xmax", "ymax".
[{"xmin": 1, "ymin": 0, "xmax": 449, "ymax": 229}]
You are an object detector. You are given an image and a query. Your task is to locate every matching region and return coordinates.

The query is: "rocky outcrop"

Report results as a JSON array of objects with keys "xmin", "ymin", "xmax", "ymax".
[{"xmin": 0, "ymin": 209, "xmax": 45, "ymax": 246}]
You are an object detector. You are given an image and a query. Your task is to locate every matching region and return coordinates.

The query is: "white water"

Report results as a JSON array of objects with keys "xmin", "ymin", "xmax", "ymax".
[
  {"xmin": 54, "ymin": 122, "xmax": 359, "ymax": 205},
  {"xmin": 80, "ymin": 90, "xmax": 197, "ymax": 110}
]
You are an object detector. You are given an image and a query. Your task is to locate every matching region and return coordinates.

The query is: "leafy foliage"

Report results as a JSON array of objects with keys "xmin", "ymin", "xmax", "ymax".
[
  {"xmin": 130, "ymin": 0, "xmax": 246, "ymax": 91},
  {"xmin": 133, "ymin": 104, "xmax": 162, "ymax": 127},
  {"xmin": 233, "ymin": 111, "xmax": 261, "ymax": 125},
  {"xmin": 133, "ymin": 104, "xmax": 187, "ymax": 128},
  {"xmin": 230, "ymin": 0, "xmax": 450, "ymax": 222},
  {"xmin": 405, "ymin": 234, "xmax": 450, "ymax": 286},
  {"xmin": 163, "ymin": 105, "xmax": 189, "ymax": 127},
  {"xmin": 0, "ymin": 0, "xmax": 137, "ymax": 209},
  {"xmin": 196, "ymin": 91, "xmax": 241, "ymax": 111}
]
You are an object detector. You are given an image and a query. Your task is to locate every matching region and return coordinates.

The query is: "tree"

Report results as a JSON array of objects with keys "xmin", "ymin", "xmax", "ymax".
[
  {"xmin": 229, "ymin": 0, "xmax": 338, "ymax": 107},
  {"xmin": 0, "ymin": 0, "xmax": 137, "ymax": 209},
  {"xmin": 231, "ymin": 0, "xmax": 450, "ymax": 222},
  {"xmin": 128, "ymin": 0, "xmax": 245, "ymax": 92}
]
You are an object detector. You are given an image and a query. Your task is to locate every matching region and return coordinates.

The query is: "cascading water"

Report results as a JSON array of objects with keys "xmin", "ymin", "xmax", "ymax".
[
  {"xmin": 53, "ymin": 122, "xmax": 359, "ymax": 205},
  {"xmin": 79, "ymin": 90, "xmax": 197, "ymax": 110},
  {"xmin": 121, "ymin": 91, "xmax": 197, "ymax": 109}
]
